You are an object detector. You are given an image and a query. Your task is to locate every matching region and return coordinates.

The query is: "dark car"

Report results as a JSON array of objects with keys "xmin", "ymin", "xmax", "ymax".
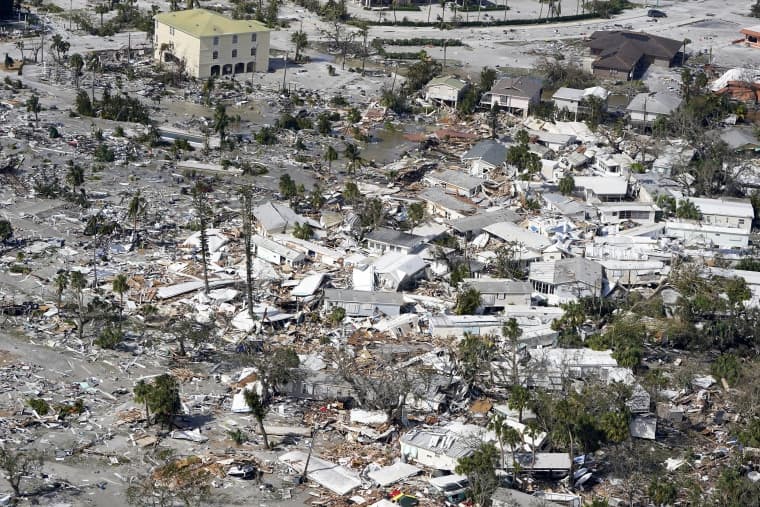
[{"xmin": 648, "ymin": 9, "xmax": 667, "ymax": 17}]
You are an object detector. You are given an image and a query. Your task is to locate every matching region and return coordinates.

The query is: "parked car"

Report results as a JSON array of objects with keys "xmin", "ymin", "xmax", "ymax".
[{"xmin": 648, "ymin": 9, "xmax": 667, "ymax": 17}]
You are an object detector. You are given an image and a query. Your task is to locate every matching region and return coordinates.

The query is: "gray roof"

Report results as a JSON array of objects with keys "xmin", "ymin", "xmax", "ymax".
[
  {"xmin": 720, "ymin": 127, "xmax": 760, "ymax": 150},
  {"xmin": 626, "ymin": 92, "xmax": 682, "ymax": 115},
  {"xmin": 491, "ymin": 488, "xmax": 563, "ymax": 507},
  {"xmin": 463, "ymin": 278, "xmax": 532, "ymax": 295},
  {"xmin": 253, "ymin": 201, "xmax": 320, "ymax": 232},
  {"xmin": 418, "ymin": 187, "xmax": 477, "ymax": 214},
  {"xmin": 426, "ymin": 168, "xmax": 484, "ymax": 191},
  {"xmin": 400, "ymin": 427, "xmax": 475, "ymax": 460},
  {"xmin": 529, "ymin": 257, "xmax": 603, "ymax": 286},
  {"xmin": 552, "ymin": 87, "xmax": 585, "ymax": 102},
  {"xmin": 483, "ymin": 222, "xmax": 552, "ymax": 251},
  {"xmin": 366, "ymin": 227, "xmax": 424, "ymax": 249},
  {"xmin": 323, "ymin": 289, "xmax": 405, "ymax": 306},
  {"xmin": 490, "ymin": 76, "xmax": 543, "ymax": 100},
  {"xmin": 448, "ymin": 208, "xmax": 520, "ymax": 234},
  {"xmin": 461, "ymin": 140, "xmax": 508, "ymax": 167}
]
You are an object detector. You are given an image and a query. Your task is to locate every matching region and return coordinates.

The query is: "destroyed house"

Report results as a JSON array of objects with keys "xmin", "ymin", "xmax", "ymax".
[
  {"xmin": 529, "ymin": 257, "xmax": 603, "ymax": 305},
  {"xmin": 365, "ymin": 227, "xmax": 425, "ymax": 254},
  {"xmin": 492, "ymin": 487, "xmax": 565, "ymax": 507},
  {"xmin": 461, "ymin": 140, "xmax": 508, "ymax": 178},
  {"xmin": 283, "ymin": 370, "xmax": 357, "ymax": 401},
  {"xmin": 323, "ymin": 288, "xmax": 406, "ymax": 317},
  {"xmin": 448, "ymin": 209, "xmax": 520, "ymax": 239},
  {"xmin": 418, "ymin": 187, "xmax": 477, "ymax": 220},
  {"xmin": 251, "ymin": 235, "xmax": 305, "ymax": 266},
  {"xmin": 588, "ymin": 31, "xmax": 682, "ymax": 80},
  {"xmin": 424, "ymin": 168, "xmax": 484, "ymax": 197},
  {"xmin": 253, "ymin": 201, "xmax": 320, "ymax": 235},
  {"xmin": 462, "ymin": 278, "xmax": 532, "ymax": 308},
  {"xmin": 400, "ymin": 425, "xmax": 484, "ymax": 471}
]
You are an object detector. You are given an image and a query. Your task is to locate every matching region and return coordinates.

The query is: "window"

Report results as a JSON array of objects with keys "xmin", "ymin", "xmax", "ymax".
[
  {"xmin": 213, "ymin": 36, "xmax": 219, "ymax": 45},
  {"xmin": 232, "ymin": 34, "xmax": 238, "ymax": 43},
  {"xmin": 250, "ymin": 47, "xmax": 256, "ymax": 56},
  {"xmin": 212, "ymin": 51, "xmax": 218, "ymax": 60},
  {"xmin": 251, "ymin": 33, "xmax": 257, "ymax": 42},
  {"xmin": 739, "ymin": 219, "xmax": 746, "ymax": 225},
  {"xmin": 231, "ymin": 49, "xmax": 237, "ymax": 58}
]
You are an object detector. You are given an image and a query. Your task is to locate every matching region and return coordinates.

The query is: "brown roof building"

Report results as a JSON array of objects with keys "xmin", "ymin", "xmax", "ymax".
[
  {"xmin": 740, "ymin": 25, "xmax": 760, "ymax": 48},
  {"xmin": 588, "ymin": 31, "xmax": 683, "ymax": 80}
]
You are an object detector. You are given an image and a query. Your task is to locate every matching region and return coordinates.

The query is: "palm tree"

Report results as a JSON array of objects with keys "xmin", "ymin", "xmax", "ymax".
[
  {"xmin": 290, "ymin": 29, "xmax": 309, "ymax": 63},
  {"xmin": 54, "ymin": 271, "xmax": 69, "ymax": 309},
  {"xmin": 238, "ymin": 185, "xmax": 255, "ymax": 320},
  {"xmin": 127, "ymin": 190, "xmax": 147, "ymax": 243},
  {"xmin": 66, "ymin": 163, "xmax": 85, "ymax": 191},
  {"xmin": 244, "ymin": 390, "xmax": 270, "ymax": 449},
  {"xmin": 94, "ymin": 4, "xmax": 109, "ymax": 27},
  {"xmin": 323, "ymin": 145, "xmax": 338, "ymax": 173},
  {"xmin": 502, "ymin": 318, "xmax": 522, "ymax": 385},
  {"xmin": 69, "ymin": 270, "xmax": 87, "ymax": 340},
  {"xmin": 69, "ymin": 53, "xmax": 84, "ymax": 88},
  {"xmin": 439, "ymin": 0, "xmax": 446, "ymax": 29},
  {"xmin": 344, "ymin": 142, "xmax": 363, "ymax": 175},
  {"xmin": 191, "ymin": 180, "xmax": 213, "ymax": 294},
  {"xmin": 112, "ymin": 273, "xmax": 128, "ymax": 327},
  {"xmin": 49, "ymin": 34, "xmax": 70, "ymax": 65},
  {"xmin": 25, "ymin": 94, "xmax": 41, "ymax": 127},
  {"xmin": 213, "ymin": 104, "xmax": 230, "ymax": 150},
  {"xmin": 133, "ymin": 379, "xmax": 151, "ymax": 423},
  {"xmin": 86, "ymin": 53, "xmax": 101, "ymax": 102}
]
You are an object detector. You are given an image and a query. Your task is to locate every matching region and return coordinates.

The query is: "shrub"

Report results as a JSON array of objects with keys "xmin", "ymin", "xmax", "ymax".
[{"xmin": 28, "ymin": 398, "xmax": 50, "ymax": 415}]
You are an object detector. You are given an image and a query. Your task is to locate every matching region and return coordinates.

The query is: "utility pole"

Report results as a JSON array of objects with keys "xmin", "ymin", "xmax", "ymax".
[
  {"xmin": 301, "ymin": 425, "xmax": 318, "ymax": 483},
  {"xmin": 69, "ymin": 0, "xmax": 72, "ymax": 31},
  {"xmin": 443, "ymin": 40, "xmax": 447, "ymax": 73}
]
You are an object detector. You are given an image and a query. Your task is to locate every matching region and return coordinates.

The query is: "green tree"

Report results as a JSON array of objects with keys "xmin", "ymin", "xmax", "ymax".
[
  {"xmin": 455, "ymin": 286, "xmax": 481, "ymax": 315},
  {"xmin": 599, "ymin": 410, "xmax": 630, "ymax": 443},
  {"xmin": 675, "ymin": 199, "xmax": 700, "ymax": 220},
  {"xmin": 291, "ymin": 29, "xmax": 309, "ymax": 62},
  {"xmin": 213, "ymin": 104, "xmax": 231, "ymax": 150},
  {"xmin": 323, "ymin": 144, "xmax": 338, "ymax": 173},
  {"xmin": 455, "ymin": 443, "xmax": 500, "ymax": 506},
  {"xmin": 310, "ymin": 185, "xmax": 325, "ymax": 210},
  {"xmin": 279, "ymin": 174, "xmax": 298, "ymax": 200},
  {"xmin": 69, "ymin": 270, "xmax": 87, "ymax": 340},
  {"xmin": 0, "ymin": 219, "xmax": 12, "ymax": 243},
  {"xmin": 54, "ymin": 270, "xmax": 68, "ymax": 309},
  {"xmin": 317, "ymin": 113, "xmax": 332, "ymax": 135},
  {"xmin": 137, "ymin": 374, "xmax": 182, "ymax": 429},
  {"xmin": 25, "ymin": 94, "xmax": 41, "ymax": 127},
  {"xmin": 127, "ymin": 189, "xmax": 147, "ymax": 243},
  {"xmin": 508, "ymin": 384, "xmax": 530, "ymax": 423},
  {"xmin": 191, "ymin": 180, "xmax": 213, "ymax": 294},
  {"xmin": 69, "ymin": 52, "xmax": 84, "ymax": 88},
  {"xmin": 49, "ymin": 34, "xmax": 70, "ymax": 64},
  {"xmin": 94, "ymin": 3, "xmax": 109, "ymax": 27},
  {"xmin": 558, "ymin": 174, "xmax": 575, "ymax": 196},
  {"xmin": 344, "ymin": 142, "xmax": 363, "ymax": 175},
  {"xmin": 488, "ymin": 413, "xmax": 521, "ymax": 468},
  {"xmin": 244, "ymin": 390, "xmax": 270, "ymax": 449},
  {"xmin": 112, "ymin": 273, "xmax": 128, "ymax": 327},
  {"xmin": 455, "ymin": 332, "xmax": 495, "ymax": 393},
  {"xmin": 711, "ymin": 353, "xmax": 740, "ymax": 386},
  {"xmin": 407, "ymin": 202, "xmax": 426, "ymax": 233},
  {"xmin": 648, "ymin": 476, "xmax": 677, "ymax": 507},
  {"xmin": 343, "ymin": 180, "xmax": 361, "ymax": 204},
  {"xmin": 292, "ymin": 222, "xmax": 314, "ymax": 240},
  {"xmin": 329, "ymin": 306, "xmax": 346, "ymax": 326}
]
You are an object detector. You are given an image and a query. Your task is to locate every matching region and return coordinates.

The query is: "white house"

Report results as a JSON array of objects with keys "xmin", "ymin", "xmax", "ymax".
[
  {"xmin": 425, "ymin": 76, "xmax": 469, "ymax": 107},
  {"xmin": 424, "ymin": 168, "xmax": 484, "ymax": 197},
  {"xmin": 596, "ymin": 202, "xmax": 659, "ymax": 225},
  {"xmin": 251, "ymin": 235, "xmax": 305, "ymax": 266},
  {"xmin": 665, "ymin": 196, "xmax": 753, "ymax": 249},
  {"xmin": 552, "ymin": 86, "xmax": 610, "ymax": 116},
  {"xmin": 462, "ymin": 278, "xmax": 533, "ymax": 308},
  {"xmin": 529, "ymin": 257, "xmax": 604, "ymax": 305}
]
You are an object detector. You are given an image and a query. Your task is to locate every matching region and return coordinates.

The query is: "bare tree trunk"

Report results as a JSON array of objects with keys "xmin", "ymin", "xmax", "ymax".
[{"xmin": 257, "ymin": 417, "xmax": 270, "ymax": 449}]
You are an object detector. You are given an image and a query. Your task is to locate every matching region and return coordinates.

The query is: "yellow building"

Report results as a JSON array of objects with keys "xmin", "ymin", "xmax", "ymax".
[{"xmin": 153, "ymin": 9, "xmax": 270, "ymax": 79}]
